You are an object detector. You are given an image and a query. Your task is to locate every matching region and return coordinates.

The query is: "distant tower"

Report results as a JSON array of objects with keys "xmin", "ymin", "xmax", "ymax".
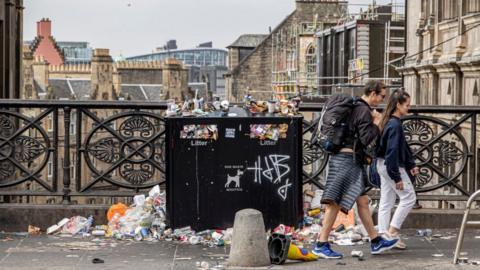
[
  {"xmin": 91, "ymin": 49, "xmax": 114, "ymax": 100},
  {"xmin": 162, "ymin": 58, "xmax": 188, "ymax": 101}
]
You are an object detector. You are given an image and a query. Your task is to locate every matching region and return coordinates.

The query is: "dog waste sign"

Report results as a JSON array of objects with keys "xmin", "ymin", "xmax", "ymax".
[{"xmin": 165, "ymin": 114, "xmax": 303, "ymax": 230}]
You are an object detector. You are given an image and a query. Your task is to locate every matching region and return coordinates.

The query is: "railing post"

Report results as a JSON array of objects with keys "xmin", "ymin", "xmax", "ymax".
[
  {"xmin": 62, "ymin": 107, "xmax": 71, "ymax": 204},
  {"xmin": 470, "ymin": 113, "xmax": 477, "ymax": 195}
]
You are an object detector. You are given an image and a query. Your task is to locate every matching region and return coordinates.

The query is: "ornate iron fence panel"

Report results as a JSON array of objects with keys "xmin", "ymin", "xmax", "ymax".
[
  {"xmin": 0, "ymin": 108, "xmax": 58, "ymax": 192},
  {"xmin": 78, "ymin": 109, "xmax": 166, "ymax": 193},
  {"xmin": 402, "ymin": 115, "xmax": 470, "ymax": 194}
]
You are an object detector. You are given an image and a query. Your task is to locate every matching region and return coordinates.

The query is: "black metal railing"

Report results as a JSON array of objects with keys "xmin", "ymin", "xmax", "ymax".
[{"xmin": 0, "ymin": 100, "xmax": 478, "ymax": 205}]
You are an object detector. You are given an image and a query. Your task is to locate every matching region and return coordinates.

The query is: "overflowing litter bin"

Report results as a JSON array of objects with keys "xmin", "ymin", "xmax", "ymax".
[{"xmin": 166, "ymin": 112, "xmax": 303, "ymax": 230}]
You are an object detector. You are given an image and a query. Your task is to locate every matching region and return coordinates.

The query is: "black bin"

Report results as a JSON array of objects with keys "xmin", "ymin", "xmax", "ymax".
[{"xmin": 165, "ymin": 113, "xmax": 303, "ymax": 230}]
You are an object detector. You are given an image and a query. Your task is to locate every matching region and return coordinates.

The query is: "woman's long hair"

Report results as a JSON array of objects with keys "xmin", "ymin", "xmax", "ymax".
[{"xmin": 379, "ymin": 90, "xmax": 411, "ymax": 133}]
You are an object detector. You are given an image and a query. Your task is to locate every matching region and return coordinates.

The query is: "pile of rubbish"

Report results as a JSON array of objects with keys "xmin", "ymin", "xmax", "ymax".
[
  {"xmin": 244, "ymin": 95, "xmax": 301, "ymax": 116},
  {"xmin": 46, "ymin": 185, "xmax": 233, "ymax": 247},
  {"xmin": 164, "ymin": 90, "xmax": 302, "ymax": 118},
  {"xmin": 270, "ymin": 188, "xmax": 369, "ymax": 248},
  {"xmin": 43, "ymin": 184, "xmax": 379, "ymax": 259},
  {"xmin": 165, "ymin": 90, "xmax": 230, "ymax": 117}
]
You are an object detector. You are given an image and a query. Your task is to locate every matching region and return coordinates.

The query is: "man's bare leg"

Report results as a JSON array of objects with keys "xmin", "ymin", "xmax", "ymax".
[
  {"xmin": 356, "ymin": 195, "xmax": 378, "ymax": 239},
  {"xmin": 319, "ymin": 203, "xmax": 341, "ymax": 242}
]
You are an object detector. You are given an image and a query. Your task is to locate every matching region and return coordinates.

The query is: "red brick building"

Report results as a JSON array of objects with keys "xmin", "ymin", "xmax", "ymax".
[{"xmin": 30, "ymin": 18, "xmax": 64, "ymax": 66}]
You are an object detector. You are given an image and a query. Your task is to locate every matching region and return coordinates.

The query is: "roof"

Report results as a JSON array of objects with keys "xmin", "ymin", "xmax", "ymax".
[
  {"xmin": 227, "ymin": 34, "xmax": 268, "ymax": 48},
  {"xmin": 142, "ymin": 85, "xmax": 164, "ymax": 101},
  {"xmin": 44, "ymin": 78, "xmax": 164, "ymax": 101},
  {"xmin": 33, "ymin": 80, "xmax": 46, "ymax": 94},
  {"xmin": 120, "ymin": 84, "xmax": 163, "ymax": 101},
  {"xmin": 126, "ymin": 47, "xmax": 228, "ymax": 60},
  {"xmin": 230, "ymin": 11, "xmax": 296, "ymax": 75},
  {"xmin": 49, "ymin": 79, "xmax": 73, "ymax": 99}
]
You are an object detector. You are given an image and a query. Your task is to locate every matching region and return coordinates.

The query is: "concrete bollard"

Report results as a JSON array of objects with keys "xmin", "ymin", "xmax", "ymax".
[{"xmin": 228, "ymin": 209, "xmax": 271, "ymax": 267}]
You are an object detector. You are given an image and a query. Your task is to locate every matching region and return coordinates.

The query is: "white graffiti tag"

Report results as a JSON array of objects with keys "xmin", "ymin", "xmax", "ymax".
[{"xmin": 246, "ymin": 155, "xmax": 293, "ymax": 201}]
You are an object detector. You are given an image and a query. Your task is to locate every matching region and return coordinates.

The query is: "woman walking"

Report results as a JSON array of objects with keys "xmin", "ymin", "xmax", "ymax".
[{"xmin": 376, "ymin": 90, "xmax": 419, "ymax": 249}]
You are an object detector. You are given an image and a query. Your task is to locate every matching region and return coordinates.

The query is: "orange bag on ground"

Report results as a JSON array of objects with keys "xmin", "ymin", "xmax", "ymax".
[{"xmin": 107, "ymin": 203, "xmax": 128, "ymax": 221}]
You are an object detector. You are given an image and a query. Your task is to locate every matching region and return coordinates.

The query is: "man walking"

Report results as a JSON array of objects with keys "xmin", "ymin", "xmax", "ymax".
[{"xmin": 312, "ymin": 81, "xmax": 399, "ymax": 259}]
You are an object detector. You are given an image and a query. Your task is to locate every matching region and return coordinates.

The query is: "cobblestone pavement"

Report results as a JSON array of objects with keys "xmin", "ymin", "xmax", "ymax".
[{"xmin": 1, "ymin": 229, "xmax": 479, "ymax": 270}]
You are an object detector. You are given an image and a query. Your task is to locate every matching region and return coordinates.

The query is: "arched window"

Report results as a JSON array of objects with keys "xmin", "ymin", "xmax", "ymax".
[{"xmin": 306, "ymin": 44, "xmax": 317, "ymax": 76}]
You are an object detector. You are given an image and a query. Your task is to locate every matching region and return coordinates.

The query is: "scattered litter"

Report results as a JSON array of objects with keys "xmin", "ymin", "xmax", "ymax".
[
  {"xmin": 416, "ymin": 229, "xmax": 432, "ymax": 237},
  {"xmin": 460, "ymin": 252, "xmax": 469, "ymax": 256},
  {"xmin": 336, "ymin": 262, "xmax": 347, "ymax": 265},
  {"xmin": 28, "ymin": 225, "xmax": 41, "ymax": 235},
  {"xmin": 175, "ymin": 257, "xmax": 192, "ymax": 260},
  {"xmin": 47, "ymin": 218, "xmax": 70, "ymax": 235},
  {"xmin": 66, "ymin": 254, "xmax": 79, "ymax": 258},
  {"xmin": 92, "ymin": 258, "xmax": 104, "ymax": 264},
  {"xmin": 475, "ymin": 236, "xmax": 480, "ymax": 239},
  {"xmin": 351, "ymin": 250, "xmax": 363, "ymax": 258},
  {"xmin": 273, "ymin": 224, "xmax": 294, "ymax": 235},
  {"xmin": 60, "ymin": 216, "xmax": 93, "ymax": 235},
  {"xmin": 200, "ymin": 261, "xmax": 210, "ymax": 269},
  {"xmin": 92, "ymin": 230, "xmax": 105, "ymax": 236},
  {"xmin": 432, "ymin": 253, "xmax": 444, "ymax": 257}
]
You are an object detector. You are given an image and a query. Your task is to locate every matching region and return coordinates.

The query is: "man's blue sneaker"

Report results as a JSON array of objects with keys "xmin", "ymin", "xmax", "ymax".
[
  {"xmin": 371, "ymin": 237, "xmax": 399, "ymax": 255},
  {"xmin": 312, "ymin": 242, "xmax": 343, "ymax": 259}
]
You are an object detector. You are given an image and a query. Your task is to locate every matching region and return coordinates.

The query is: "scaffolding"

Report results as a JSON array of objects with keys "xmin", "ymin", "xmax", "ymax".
[
  {"xmin": 384, "ymin": 20, "xmax": 406, "ymax": 80},
  {"xmin": 271, "ymin": 23, "xmax": 299, "ymax": 99},
  {"xmin": 270, "ymin": 0, "xmax": 405, "ymax": 98}
]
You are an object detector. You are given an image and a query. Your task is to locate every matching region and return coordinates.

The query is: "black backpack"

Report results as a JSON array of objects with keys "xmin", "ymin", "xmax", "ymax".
[{"xmin": 311, "ymin": 93, "xmax": 358, "ymax": 154}]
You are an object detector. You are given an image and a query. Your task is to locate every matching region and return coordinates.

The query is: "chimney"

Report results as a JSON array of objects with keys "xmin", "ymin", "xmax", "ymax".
[
  {"xmin": 37, "ymin": 18, "xmax": 52, "ymax": 38},
  {"xmin": 32, "ymin": 56, "xmax": 49, "ymax": 95}
]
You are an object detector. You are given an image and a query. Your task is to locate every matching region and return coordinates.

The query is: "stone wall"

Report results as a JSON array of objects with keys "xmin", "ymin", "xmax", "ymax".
[{"xmin": 229, "ymin": 23, "xmax": 280, "ymax": 102}]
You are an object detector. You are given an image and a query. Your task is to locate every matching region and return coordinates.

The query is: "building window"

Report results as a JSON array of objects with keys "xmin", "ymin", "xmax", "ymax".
[
  {"xmin": 47, "ymin": 160, "xmax": 53, "ymax": 178},
  {"xmin": 349, "ymin": 29, "xmax": 356, "ymax": 60},
  {"xmin": 473, "ymin": 80, "xmax": 479, "ymax": 105},
  {"xmin": 47, "ymin": 115, "xmax": 53, "ymax": 132},
  {"xmin": 70, "ymin": 113, "xmax": 76, "ymax": 135},
  {"xmin": 466, "ymin": 0, "xmax": 480, "ymax": 14},
  {"xmin": 306, "ymin": 44, "xmax": 317, "ymax": 76},
  {"xmin": 441, "ymin": 0, "xmax": 458, "ymax": 21},
  {"xmin": 70, "ymin": 155, "xmax": 75, "ymax": 179}
]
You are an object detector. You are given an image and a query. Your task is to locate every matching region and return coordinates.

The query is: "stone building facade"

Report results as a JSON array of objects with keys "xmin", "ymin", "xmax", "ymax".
[
  {"xmin": 225, "ymin": 0, "xmax": 347, "ymax": 102},
  {"xmin": 398, "ymin": 0, "xmax": 480, "ymax": 106},
  {"xmin": 397, "ymin": 0, "xmax": 480, "ymax": 209}
]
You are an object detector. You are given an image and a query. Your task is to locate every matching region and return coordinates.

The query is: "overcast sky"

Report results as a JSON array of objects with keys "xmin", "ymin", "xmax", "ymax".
[{"xmin": 24, "ymin": 0, "xmax": 401, "ymax": 58}]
